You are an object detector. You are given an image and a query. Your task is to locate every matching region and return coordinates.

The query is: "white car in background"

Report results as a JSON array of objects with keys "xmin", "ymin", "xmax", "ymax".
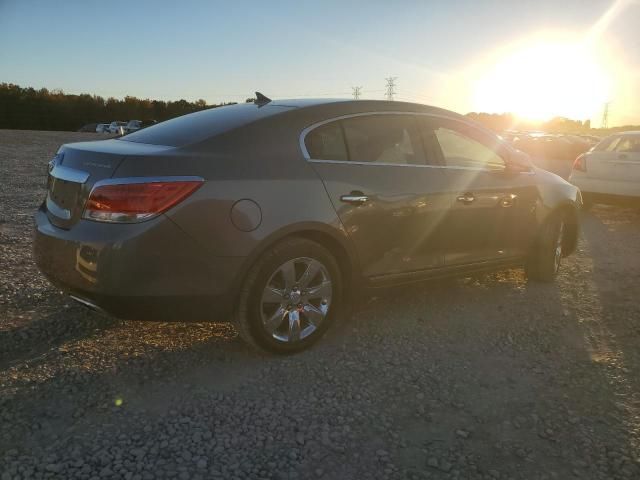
[
  {"xmin": 95, "ymin": 123, "xmax": 110, "ymax": 133},
  {"xmin": 569, "ymin": 132, "xmax": 640, "ymax": 208},
  {"xmin": 108, "ymin": 121, "xmax": 127, "ymax": 135}
]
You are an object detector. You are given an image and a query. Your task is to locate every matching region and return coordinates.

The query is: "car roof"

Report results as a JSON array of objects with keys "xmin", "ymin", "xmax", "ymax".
[
  {"xmin": 270, "ymin": 98, "xmax": 464, "ymax": 117},
  {"xmin": 122, "ymin": 98, "xmax": 468, "ymax": 147}
]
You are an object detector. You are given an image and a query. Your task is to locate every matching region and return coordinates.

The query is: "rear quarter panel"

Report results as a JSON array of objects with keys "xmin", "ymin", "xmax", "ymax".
[{"xmin": 123, "ymin": 116, "xmax": 358, "ymax": 288}]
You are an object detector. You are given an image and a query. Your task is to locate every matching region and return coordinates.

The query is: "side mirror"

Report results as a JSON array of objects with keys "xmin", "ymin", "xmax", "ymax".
[
  {"xmin": 504, "ymin": 160, "xmax": 533, "ymax": 174},
  {"xmin": 503, "ymin": 147, "xmax": 534, "ymax": 173}
]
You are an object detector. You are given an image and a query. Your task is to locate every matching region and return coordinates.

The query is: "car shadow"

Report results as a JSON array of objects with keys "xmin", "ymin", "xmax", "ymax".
[{"xmin": 0, "ymin": 300, "xmax": 119, "ymax": 367}]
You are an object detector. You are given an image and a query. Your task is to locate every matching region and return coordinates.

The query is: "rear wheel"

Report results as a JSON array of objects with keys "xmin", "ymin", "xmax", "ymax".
[
  {"xmin": 525, "ymin": 213, "xmax": 566, "ymax": 282},
  {"xmin": 234, "ymin": 237, "xmax": 341, "ymax": 354}
]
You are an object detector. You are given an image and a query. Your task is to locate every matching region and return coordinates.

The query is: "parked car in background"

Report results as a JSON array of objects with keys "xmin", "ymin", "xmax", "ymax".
[
  {"xmin": 512, "ymin": 134, "xmax": 591, "ymax": 179},
  {"xmin": 579, "ymin": 134, "xmax": 601, "ymax": 146},
  {"xmin": 95, "ymin": 123, "xmax": 110, "ymax": 133},
  {"xmin": 78, "ymin": 123, "xmax": 98, "ymax": 133},
  {"xmin": 124, "ymin": 119, "xmax": 157, "ymax": 134},
  {"xmin": 34, "ymin": 98, "xmax": 581, "ymax": 353},
  {"xmin": 108, "ymin": 121, "xmax": 127, "ymax": 135},
  {"xmin": 569, "ymin": 131, "xmax": 640, "ymax": 208}
]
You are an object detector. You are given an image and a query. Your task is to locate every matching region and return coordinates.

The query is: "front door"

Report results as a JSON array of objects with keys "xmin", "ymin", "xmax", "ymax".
[
  {"xmin": 420, "ymin": 117, "xmax": 538, "ymax": 266},
  {"xmin": 303, "ymin": 113, "xmax": 449, "ymax": 278}
]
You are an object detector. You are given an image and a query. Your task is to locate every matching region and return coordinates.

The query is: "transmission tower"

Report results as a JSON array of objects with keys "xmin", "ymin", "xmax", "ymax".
[
  {"xmin": 601, "ymin": 102, "xmax": 610, "ymax": 129},
  {"xmin": 352, "ymin": 86, "xmax": 362, "ymax": 100},
  {"xmin": 385, "ymin": 77, "xmax": 397, "ymax": 101}
]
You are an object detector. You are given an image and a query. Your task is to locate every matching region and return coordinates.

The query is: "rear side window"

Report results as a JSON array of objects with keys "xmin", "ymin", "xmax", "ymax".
[
  {"xmin": 304, "ymin": 122, "xmax": 348, "ymax": 161},
  {"xmin": 341, "ymin": 115, "xmax": 425, "ymax": 165}
]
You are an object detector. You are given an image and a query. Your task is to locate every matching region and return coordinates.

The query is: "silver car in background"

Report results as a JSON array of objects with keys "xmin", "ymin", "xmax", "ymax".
[{"xmin": 570, "ymin": 131, "xmax": 640, "ymax": 208}]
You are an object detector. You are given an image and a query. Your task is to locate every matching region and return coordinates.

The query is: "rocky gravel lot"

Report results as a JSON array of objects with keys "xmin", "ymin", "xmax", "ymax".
[{"xmin": 1, "ymin": 129, "xmax": 640, "ymax": 480}]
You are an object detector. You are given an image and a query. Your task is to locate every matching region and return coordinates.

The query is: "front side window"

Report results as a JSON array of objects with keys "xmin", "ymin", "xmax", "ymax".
[
  {"xmin": 430, "ymin": 122, "xmax": 505, "ymax": 170},
  {"xmin": 304, "ymin": 122, "xmax": 348, "ymax": 161},
  {"xmin": 341, "ymin": 115, "xmax": 425, "ymax": 165}
]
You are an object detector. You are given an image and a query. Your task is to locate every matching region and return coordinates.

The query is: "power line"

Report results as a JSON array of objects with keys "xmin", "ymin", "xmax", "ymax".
[
  {"xmin": 351, "ymin": 86, "xmax": 363, "ymax": 100},
  {"xmin": 385, "ymin": 77, "xmax": 397, "ymax": 101}
]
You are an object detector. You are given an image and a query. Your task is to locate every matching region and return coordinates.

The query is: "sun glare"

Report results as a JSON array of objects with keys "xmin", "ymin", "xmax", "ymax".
[{"xmin": 472, "ymin": 37, "xmax": 613, "ymax": 122}]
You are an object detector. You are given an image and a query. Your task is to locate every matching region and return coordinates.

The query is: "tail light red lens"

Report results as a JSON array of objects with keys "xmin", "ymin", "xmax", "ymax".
[
  {"xmin": 83, "ymin": 179, "xmax": 203, "ymax": 223},
  {"xmin": 573, "ymin": 154, "xmax": 587, "ymax": 172}
]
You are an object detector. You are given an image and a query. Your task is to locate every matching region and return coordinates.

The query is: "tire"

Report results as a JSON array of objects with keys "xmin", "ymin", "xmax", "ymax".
[
  {"xmin": 234, "ymin": 237, "xmax": 342, "ymax": 354},
  {"xmin": 525, "ymin": 213, "xmax": 566, "ymax": 282}
]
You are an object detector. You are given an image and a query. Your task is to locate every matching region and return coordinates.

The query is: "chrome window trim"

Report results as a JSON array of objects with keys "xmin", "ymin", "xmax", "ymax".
[
  {"xmin": 307, "ymin": 158, "xmax": 514, "ymax": 174},
  {"xmin": 46, "ymin": 194, "xmax": 72, "ymax": 220},
  {"xmin": 299, "ymin": 111, "xmax": 534, "ymax": 174},
  {"xmin": 50, "ymin": 165, "xmax": 90, "ymax": 183},
  {"xmin": 90, "ymin": 175, "xmax": 205, "ymax": 190}
]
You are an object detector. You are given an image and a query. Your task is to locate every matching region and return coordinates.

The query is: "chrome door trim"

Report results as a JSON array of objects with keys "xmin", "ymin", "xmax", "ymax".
[
  {"xmin": 307, "ymin": 158, "xmax": 517, "ymax": 174},
  {"xmin": 50, "ymin": 165, "xmax": 90, "ymax": 183}
]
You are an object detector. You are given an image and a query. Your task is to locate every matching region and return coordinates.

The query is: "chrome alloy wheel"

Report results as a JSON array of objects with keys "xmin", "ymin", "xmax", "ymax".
[
  {"xmin": 554, "ymin": 221, "xmax": 564, "ymax": 272},
  {"xmin": 260, "ymin": 257, "xmax": 332, "ymax": 343}
]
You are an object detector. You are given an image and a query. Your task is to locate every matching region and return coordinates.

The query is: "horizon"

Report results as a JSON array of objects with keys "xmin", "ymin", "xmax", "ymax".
[
  {"xmin": 5, "ymin": 80, "xmax": 639, "ymax": 131},
  {"xmin": 2, "ymin": 0, "xmax": 639, "ymax": 127}
]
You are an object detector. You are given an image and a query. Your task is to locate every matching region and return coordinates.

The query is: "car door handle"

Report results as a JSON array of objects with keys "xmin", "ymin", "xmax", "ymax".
[
  {"xmin": 456, "ymin": 193, "xmax": 475, "ymax": 204},
  {"xmin": 340, "ymin": 192, "xmax": 369, "ymax": 205}
]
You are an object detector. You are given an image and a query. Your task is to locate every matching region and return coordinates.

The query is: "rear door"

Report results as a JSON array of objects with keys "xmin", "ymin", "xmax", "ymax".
[
  {"xmin": 421, "ymin": 116, "xmax": 538, "ymax": 265},
  {"xmin": 304, "ymin": 113, "xmax": 449, "ymax": 279}
]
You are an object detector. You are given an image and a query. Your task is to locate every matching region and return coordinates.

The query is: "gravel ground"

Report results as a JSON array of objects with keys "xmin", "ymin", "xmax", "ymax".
[{"xmin": 1, "ymin": 129, "xmax": 639, "ymax": 480}]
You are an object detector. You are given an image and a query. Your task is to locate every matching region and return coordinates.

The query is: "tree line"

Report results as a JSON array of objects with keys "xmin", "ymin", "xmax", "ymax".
[
  {"xmin": 1, "ymin": 82, "xmax": 638, "ymax": 135},
  {"xmin": 0, "ymin": 83, "xmax": 229, "ymax": 131},
  {"xmin": 465, "ymin": 111, "xmax": 639, "ymax": 136}
]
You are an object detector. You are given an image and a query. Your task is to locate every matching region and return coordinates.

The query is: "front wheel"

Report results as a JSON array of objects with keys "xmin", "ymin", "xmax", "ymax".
[
  {"xmin": 525, "ymin": 213, "xmax": 566, "ymax": 282},
  {"xmin": 234, "ymin": 237, "xmax": 342, "ymax": 354}
]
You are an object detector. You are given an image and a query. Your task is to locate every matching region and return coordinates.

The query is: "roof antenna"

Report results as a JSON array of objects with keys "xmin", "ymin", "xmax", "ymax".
[{"xmin": 254, "ymin": 92, "xmax": 272, "ymax": 106}]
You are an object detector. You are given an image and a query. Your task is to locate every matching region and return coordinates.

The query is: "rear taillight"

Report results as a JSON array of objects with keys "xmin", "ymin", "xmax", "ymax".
[
  {"xmin": 83, "ymin": 178, "xmax": 203, "ymax": 223},
  {"xmin": 573, "ymin": 154, "xmax": 587, "ymax": 172}
]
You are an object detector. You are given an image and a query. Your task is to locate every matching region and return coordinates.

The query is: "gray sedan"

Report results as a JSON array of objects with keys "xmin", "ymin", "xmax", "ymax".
[{"xmin": 34, "ymin": 97, "xmax": 581, "ymax": 353}]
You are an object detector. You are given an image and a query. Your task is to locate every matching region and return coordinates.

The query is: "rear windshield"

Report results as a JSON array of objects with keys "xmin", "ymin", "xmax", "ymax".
[{"xmin": 120, "ymin": 103, "xmax": 293, "ymax": 147}]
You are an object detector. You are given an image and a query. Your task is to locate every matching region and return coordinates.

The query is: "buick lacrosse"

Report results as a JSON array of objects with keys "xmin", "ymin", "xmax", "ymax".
[{"xmin": 35, "ymin": 95, "xmax": 581, "ymax": 353}]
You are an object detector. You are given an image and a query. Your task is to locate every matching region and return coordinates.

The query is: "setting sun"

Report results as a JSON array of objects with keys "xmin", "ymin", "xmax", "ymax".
[{"xmin": 472, "ymin": 37, "xmax": 613, "ymax": 122}]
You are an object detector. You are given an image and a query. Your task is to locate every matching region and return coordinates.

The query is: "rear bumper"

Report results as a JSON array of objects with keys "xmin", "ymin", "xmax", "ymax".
[{"xmin": 33, "ymin": 206, "xmax": 244, "ymax": 321}]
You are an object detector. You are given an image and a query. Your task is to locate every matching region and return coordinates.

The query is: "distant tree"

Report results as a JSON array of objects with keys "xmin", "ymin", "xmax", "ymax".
[{"xmin": 0, "ymin": 83, "xmax": 222, "ymax": 131}]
